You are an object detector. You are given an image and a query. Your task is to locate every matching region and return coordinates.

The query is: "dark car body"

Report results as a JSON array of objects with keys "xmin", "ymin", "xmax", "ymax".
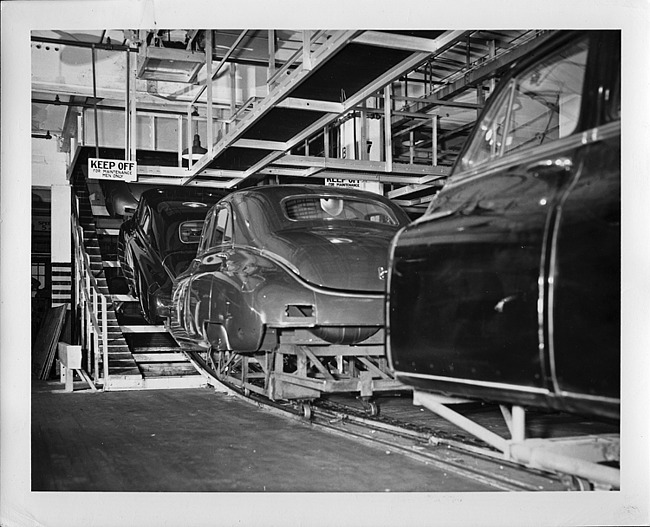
[
  {"xmin": 118, "ymin": 187, "xmax": 226, "ymax": 323},
  {"xmin": 386, "ymin": 31, "xmax": 620, "ymax": 420},
  {"xmin": 170, "ymin": 185, "xmax": 409, "ymax": 352},
  {"xmin": 101, "ymin": 181, "xmax": 158, "ymax": 217}
]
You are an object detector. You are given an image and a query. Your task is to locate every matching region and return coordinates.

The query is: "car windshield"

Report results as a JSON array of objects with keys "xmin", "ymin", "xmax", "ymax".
[{"xmin": 284, "ymin": 196, "xmax": 399, "ymax": 225}]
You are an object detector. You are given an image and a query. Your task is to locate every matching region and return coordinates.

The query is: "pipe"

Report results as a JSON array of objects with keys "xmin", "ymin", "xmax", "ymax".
[
  {"xmin": 31, "ymin": 35, "xmax": 136, "ymax": 52},
  {"xmin": 91, "ymin": 45, "xmax": 99, "ymax": 158},
  {"xmin": 125, "ymin": 49, "xmax": 130, "ymax": 159}
]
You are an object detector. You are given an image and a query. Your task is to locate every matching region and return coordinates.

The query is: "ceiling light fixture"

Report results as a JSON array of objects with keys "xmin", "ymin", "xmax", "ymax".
[
  {"xmin": 182, "ymin": 106, "xmax": 207, "ymax": 160},
  {"xmin": 182, "ymin": 134, "xmax": 207, "ymax": 160}
]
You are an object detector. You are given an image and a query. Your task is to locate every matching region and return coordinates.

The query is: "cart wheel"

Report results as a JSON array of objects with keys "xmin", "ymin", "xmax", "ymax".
[
  {"xmin": 358, "ymin": 397, "xmax": 379, "ymax": 417},
  {"xmin": 565, "ymin": 475, "xmax": 593, "ymax": 491},
  {"xmin": 300, "ymin": 401, "xmax": 313, "ymax": 420},
  {"xmin": 366, "ymin": 401, "xmax": 379, "ymax": 417}
]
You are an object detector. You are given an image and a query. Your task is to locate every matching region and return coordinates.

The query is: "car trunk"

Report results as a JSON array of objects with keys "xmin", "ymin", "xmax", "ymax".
[{"xmin": 267, "ymin": 223, "xmax": 398, "ymax": 292}]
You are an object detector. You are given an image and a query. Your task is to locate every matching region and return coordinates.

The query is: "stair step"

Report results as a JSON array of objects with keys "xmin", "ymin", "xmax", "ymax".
[
  {"xmin": 120, "ymin": 325, "xmax": 168, "ymax": 333},
  {"xmin": 140, "ymin": 375, "xmax": 207, "ymax": 390},
  {"xmin": 131, "ymin": 352, "xmax": 191, "ymax": 363},
  {"xmin": 108, "ymin": 366, "xmax": 141, "ymax": 376},
  {"xmin": 140, "ymin": 364, "xmax": 200, "ymax": 376}
]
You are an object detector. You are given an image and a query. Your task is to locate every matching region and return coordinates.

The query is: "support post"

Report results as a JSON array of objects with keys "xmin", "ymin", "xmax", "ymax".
[
  {"xmin": 177, "ymin": 115, "xmax": 183, "ymax": 167},
  {"xmin": 206, "ymin": 30, "xmax": 213, "ymax": 154},
  {"xmin": 267, "ymin": 29, "xmax": 276, "ymax": 90},
  {"xmin": 360, "ymin": 102, "xmax": 368, "ymax": 161},
  {"xmin": 384, "ymin": 85, "xmax": 393, "ymax": 172},
  {"xmin": 101, "ymin": 295, "xmax": 108, "ymax": 385},
  {"xmin": 432, "ymin": 115, "xmax": 438, "ymax": 166},
  {"xmin": 125, "ymin": 49, "xmax": 130, "ymax": 159},
  {"xmin": 324, "ymin": 126, "xmax": 330, "ymax": 159},
  {"xmin": 302, "ymin": 30, "xmax": 313, "ymax": 71},
  {"xmin": 186, "ymin": 107, "xmax": 193, "ymax": 167},
  {"xmin": 230, "ymin": 64, "xmax": 237, "ymax": 119}
]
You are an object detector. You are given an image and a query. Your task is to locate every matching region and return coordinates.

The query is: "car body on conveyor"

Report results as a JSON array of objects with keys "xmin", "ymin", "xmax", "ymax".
[
  {"xmin": 118, "ymin": 187, "xmax": 227, "ymax": 324},
  {"xmin": 100, "ymin": 180, "xmax": 158, "ymax": 217},
  {"xmin": 170, "ymin": 184, "xmax": 409, "ymax": 352},
  {"xmin": 386, "ymin": 30, "xmax": 620, "ymax": 420}
]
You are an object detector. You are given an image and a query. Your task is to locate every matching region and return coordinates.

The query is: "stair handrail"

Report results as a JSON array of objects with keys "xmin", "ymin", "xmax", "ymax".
[{"xmin": 71, "ymin": 198, "xmax": 110, "ymax": 387}]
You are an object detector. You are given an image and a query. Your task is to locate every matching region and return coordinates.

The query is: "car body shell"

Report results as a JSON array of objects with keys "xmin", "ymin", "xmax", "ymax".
[
  {"xmin": 118, "ymin": 187, "xmax": 227, "ymax": 323},
  {"xmin": 170, "ymin": 185, "xmax": 409, "ymax": 351},
  {"xmin": 386, "ymin": 31, "xmax": 620, "ymax": 420}
]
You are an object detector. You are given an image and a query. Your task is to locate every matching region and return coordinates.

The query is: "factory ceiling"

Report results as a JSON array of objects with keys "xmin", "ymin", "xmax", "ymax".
[{"xmin": 31, "ymin": 29, "xmax": 553, "ymax": 208}]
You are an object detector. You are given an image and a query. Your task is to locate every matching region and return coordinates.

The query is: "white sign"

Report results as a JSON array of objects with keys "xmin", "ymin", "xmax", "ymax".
[
  {"xmin": 324, "ymin": 178, "xmax": 382, "ymax": 195},
  {"xmin": 88, "ymin": 158, "xmax": 137, "ymax": 182}
]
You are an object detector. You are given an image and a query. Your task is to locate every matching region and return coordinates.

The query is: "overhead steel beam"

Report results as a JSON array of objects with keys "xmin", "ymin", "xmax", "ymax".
[
  {"xmin": 31, "ymin": 35, "xmax": 137, "ymax": 52},
  {"xmin": 182, "ymin": 30, "xmax": 362, "ymax": 185},
  {"xmin": 353, "ymin": 31, "xmax": 459, "ymax": 53},
  {"xmin": 272, "ymin": 154, "xmax": 450, "ymax": 177},
  {"xmin": 191, "ymin": 29, "xmax": 249, "ymax": 105},
  {"xmin": 433, "ymin": 31, "xmax": 555, "ymax": 100},
  {"xmin": 392, "ymin": 95, "xmax": 483, "ymax": 110},
  {"xmin": 137, "ymin": 177, "xmax": 234, "ymax": 188},
  {"xmin": 137, "ymin": 165, "xmax": 244, "ymax": 179},
  {"xmin": 233, "ymin": 138, "xmax": 289, "ymax": 150},
  {"xmin": 277, "ymin": 97, "xmax": 344, "ymax": 113},
  {"xmin": 233, "ymin": 30, "xmax": 467, "ymax": 186}
]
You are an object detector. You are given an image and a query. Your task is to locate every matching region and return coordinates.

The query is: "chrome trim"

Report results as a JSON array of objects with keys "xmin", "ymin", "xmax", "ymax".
[
  {"xmin": 556, "ymin": 390, "xmax": 619, "ymax": 404},
  {"xmin": 240, "ymin": 245, "xmax": 385, "ymax": 300},
  {"xmin": 546, "ymin": 154, "xmax": 585, "ymax": 394},
  {"xmin": 439, "ymin": 121, "xmax": 621, "ymax": 192},
  {"xmin": 394, "ymin": 371, "xmax": 551, "ymax": 395}
]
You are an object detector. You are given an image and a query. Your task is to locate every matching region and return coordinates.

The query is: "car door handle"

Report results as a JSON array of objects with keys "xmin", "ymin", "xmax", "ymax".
[{"xmin": 526, "ymin": 157, "xmax": 573, "ymax": 174}]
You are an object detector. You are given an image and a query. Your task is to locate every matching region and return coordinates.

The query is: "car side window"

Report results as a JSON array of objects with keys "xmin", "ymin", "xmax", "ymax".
[
  {"xmin": 460, "ymin": 37, "xmax": 589, "ymax": 171},
  {"xmin": 198, "ymin": 207, "xmax": 216, "ymax": 255},
  {"xmin": 140, "ymin": 206, "xmax": 152, "ymax": 236},
  {"xmin": 207, "ymin": 205, "xmax": 232, "ymax": 249}
]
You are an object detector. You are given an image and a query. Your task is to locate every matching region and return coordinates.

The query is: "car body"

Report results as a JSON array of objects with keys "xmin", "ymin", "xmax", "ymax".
[
  {"xmin": 386, "ymin": 31, "xmax": 620, "ymax": 420},
  {"xmin": 118, "ymin": 187, "xmax": 227, "ymax": 323},
  {"xmin": 101, "ymin": 181, "xmax": 158, "ymax": 217},
  {"xmin": 170, "ymin": 184, "xmax": 409, "ymax": 352}
]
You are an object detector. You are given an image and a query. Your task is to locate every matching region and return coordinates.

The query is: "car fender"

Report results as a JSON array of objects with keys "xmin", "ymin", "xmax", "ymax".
[{"xmin": 189, "ymin": 247, "xmax": 314, "ymax": 352}]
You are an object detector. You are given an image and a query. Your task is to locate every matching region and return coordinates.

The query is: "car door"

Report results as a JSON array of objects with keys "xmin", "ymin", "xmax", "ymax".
[
  {"xmin": 185, "ymin": 203, "xmax": 233, "ymax": 339},
  {"xmin": 547, "ymin": 33, "xmax": 620, "ymax": 415},
  {"xmin": 389, "ymin": 33, "xmax": 592, "ymax": 395},
  {"xmin": 127, "ymin": 203, "xmax": 152, "ymax": 277}
]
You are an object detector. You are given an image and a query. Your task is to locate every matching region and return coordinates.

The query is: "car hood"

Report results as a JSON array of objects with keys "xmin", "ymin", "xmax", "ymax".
[{"xmin": 265, "ymin": 223, "xmax": 398, "ymax": 292}]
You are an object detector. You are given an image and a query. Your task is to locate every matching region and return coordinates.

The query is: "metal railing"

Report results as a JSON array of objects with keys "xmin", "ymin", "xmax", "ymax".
[
  {"xmin": 71, "ymin": 196, "xmax": 110, "ymax": 387},
  {"xmin": 266, "ymin": 30, "xmax": 329, "ymax": 89}
]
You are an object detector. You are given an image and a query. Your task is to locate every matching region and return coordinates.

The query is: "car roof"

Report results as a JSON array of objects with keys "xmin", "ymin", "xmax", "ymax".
[
  {"xmin": 139, "ymin": 187, "xmax": 227, "ymax": 208},
  {"xmin": 229, "ymin": 184, "xmax": 403, "ymax": 208},
  {"xmin": 223, "ymin": 184, "xmax": 410, "ymax": 232}
]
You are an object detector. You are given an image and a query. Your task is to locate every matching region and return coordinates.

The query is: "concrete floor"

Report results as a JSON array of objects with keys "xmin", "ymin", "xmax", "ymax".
[{"xmin": 31, "ymin": 381, "xmax": 497, "ymax": 493}]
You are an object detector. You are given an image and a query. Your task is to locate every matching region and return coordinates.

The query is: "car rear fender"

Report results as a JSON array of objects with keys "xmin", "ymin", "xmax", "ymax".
[{"xmin": 204, "ymin": 322, "xmax": 232, "ymax": 351}]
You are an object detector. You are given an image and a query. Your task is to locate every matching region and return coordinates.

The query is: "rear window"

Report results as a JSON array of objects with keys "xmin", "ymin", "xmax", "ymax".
[
  {"xmin": 179, "ymin": 220, "xmax": 204, "ymax": 244},
  {"xmin": 284, "ymin": 196, "xmax": 399, "ymax": 225}
]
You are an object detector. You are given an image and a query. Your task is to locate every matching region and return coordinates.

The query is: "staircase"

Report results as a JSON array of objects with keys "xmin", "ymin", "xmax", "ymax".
[{"xmin": 73, "ymin": 178, "xmax": 206, "ymax": 390}]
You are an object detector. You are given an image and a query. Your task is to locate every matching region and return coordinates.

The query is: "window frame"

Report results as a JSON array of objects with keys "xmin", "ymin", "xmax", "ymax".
[{"xmin": 458, "ymin": 35, "xmax": 590, "ymax": 173}]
